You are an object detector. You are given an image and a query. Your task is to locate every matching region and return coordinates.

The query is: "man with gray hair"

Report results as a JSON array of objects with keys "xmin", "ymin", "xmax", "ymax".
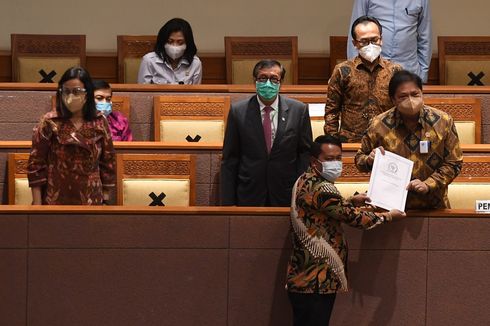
[{"xmin": 220, "ymin": 59, "xmax": 312, "ymax": 206}]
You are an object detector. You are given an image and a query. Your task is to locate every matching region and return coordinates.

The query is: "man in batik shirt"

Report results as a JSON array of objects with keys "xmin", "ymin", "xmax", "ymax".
[
  {"xmin": 287, "ymin": 135, "xmax": 405, "ymax": 326},
  {"xmin": 355, "ymin": 70, "xmax": 463, "ymax": 209},
  {"xmin": 324, "ymin": 16, "xmax": 402, "ymax": 142}
]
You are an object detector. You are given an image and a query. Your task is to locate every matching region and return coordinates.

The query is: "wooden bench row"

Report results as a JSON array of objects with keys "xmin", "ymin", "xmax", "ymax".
[
  {"xmin": 7, "ymin": 152, "xmax": 490, "ymax": 209},
  {"xmin": 18, "ymin": 93, "xmax": 490, "ymax": 145}
]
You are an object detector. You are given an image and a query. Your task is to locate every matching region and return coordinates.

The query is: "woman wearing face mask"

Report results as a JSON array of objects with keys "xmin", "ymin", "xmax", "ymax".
[
  {"xmin": 27, "ymin": 67, "xmax": 116, "ymax": 205},
  {"xmin": 137, "ymin": 18, "xmax": 202, "ymax": 85},
  {"xmin": 93, "ymin": 80, "xmax": 133, "ymax": 141}
]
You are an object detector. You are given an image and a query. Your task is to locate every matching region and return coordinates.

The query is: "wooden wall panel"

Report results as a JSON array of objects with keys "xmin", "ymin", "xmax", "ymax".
[{"xmin": 0, "ymin": 52, "xmax": 441, "ymax": 85}]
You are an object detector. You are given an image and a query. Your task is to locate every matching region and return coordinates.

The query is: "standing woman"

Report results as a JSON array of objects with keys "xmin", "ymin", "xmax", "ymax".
[
  {"xmin": 28, "ymin": 67, "xmax": 116, "ymax": 205},
  {"xmin": 137, "ymin": 18, "xmax": 202, "ymax": 85}
]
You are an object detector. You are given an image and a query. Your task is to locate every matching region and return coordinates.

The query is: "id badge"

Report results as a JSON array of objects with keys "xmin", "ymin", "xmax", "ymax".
[{"xmin": 420, "ymin": 140, "xmax": 430, "ymax": 153}]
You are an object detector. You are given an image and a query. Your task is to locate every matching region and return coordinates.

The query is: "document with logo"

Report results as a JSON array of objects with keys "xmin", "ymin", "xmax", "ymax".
[{"xmin": 367, "ymin": 149, "xmax": 414, "ymax": 212}]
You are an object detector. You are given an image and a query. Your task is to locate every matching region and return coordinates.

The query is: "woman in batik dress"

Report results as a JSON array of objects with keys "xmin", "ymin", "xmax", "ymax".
[{"xmin": 28, "ymin": 67, "xmax": 116, "ymax": 205}]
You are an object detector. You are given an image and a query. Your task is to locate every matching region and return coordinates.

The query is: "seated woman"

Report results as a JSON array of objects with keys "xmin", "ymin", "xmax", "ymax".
[
  {"xmin": 93, "ymin": 80, "xmax": 133, "ymax": 141},
  {"xmin": 28, "ymin": 67, "xmax": 116, "ymax": 205},
  {"xmin": 137, "ymin": 18, "xmax": 202, "ymax": 85}
]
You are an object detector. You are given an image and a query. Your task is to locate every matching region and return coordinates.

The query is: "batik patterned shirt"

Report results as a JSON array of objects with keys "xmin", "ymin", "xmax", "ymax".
[
  {"xmin": 355, "ymin": 105, "xmax": 463, "ymax": 209},
  {"xmin": 324, "ymin": 56, "xmax": 402, "ymax": 142},
  {"xmin": 286, "ymin": 167, "xmax": 388, "ymax": 294},
  {"xmin": 28, "ymin": 111, "xmax": 116, "ymax": 205}
]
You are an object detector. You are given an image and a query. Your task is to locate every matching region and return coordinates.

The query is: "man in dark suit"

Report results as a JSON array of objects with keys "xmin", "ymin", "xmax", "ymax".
[{"xmin": 220, "ymin": 59, "xmax": 312, "ymax": 206}]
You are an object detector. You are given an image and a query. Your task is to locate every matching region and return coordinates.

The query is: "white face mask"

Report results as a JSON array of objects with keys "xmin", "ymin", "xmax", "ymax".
[
  {"xmin": 318, "ymin": 160, "xmax": 343, "ymax": 182},
  {"xmin": 359, "ymin": 43, "xmax": 382, "ymax": 62},
  {"xmin": 164, "ymin": 44, "xmax": 186, "ymax": 60}
]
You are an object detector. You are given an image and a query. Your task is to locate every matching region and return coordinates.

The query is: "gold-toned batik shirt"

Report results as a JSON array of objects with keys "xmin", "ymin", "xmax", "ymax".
[{"xmin": 355, "ymin": 105, "xmax": 463, "ymax": 209}]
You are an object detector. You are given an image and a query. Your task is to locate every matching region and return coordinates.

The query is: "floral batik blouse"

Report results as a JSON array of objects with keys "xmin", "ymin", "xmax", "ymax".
[{"xmin": 27, "ymin": 111, "xmax": 116, "ymax": 205}]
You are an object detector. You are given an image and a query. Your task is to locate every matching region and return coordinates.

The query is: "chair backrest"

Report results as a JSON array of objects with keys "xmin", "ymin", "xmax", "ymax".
[
  {"xmin": 289, "ymin": 96, "xmax": 326, "ymax": 140},
  {"xmin": 116, "ymin": 153, "xmax": 196, "ymax": 206},
  {"xmin": 290, "ymin": 96, "xmax": 481, "ymax": 144},
  {"xmin": 438, "ymin": 36, "xmax": 490, "ymax": 85},
  {"xmin": 51, "ymin": 95, "xmax": 131, "ymax": 120},
  {"xmin": 448, "ymin": 156, "xmax": 490, "ymax": 209},
  {"xmin": 7, "ymin": 153, "xmax": 31, "ymax": 204},
  {"xmin": 424, "ymin": 98, "xmax": 481, "ymax": 144},
  {"xmin": 329, "ymin": 36, "xmax": 348, "ymax": 74},
  {"xmin": 11, "ymin": 34, "xmax": 86, "ymax": 83},
  {"xmin": 153, "ymin": 96, "xmax": 230, "ymax": 143},
  {"xmin": 224, "ymin": 36, "xmax": 298, "ymax": 84},
  {"xmin": 117, "ymin": 35, "xmax": 157, "ymax": 83}
]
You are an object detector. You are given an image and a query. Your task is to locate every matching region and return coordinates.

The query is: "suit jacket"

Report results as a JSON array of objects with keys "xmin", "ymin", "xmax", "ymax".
[{"xmin": 220, "ymin": 95, "xmax": 312, "ymax": 206}]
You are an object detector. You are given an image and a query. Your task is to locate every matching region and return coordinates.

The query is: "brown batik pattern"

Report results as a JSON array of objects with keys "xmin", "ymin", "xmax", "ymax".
[
  {"xmin": 324, "ymin": 56, "xmax": 402, "ymax": 142},
  {"xmin": 355, "ymin": 105, "xmax": 463, "ymax": 209},
  {"xmin": 28, "ymin": 111, "xmax": 116, "ymax": 205}
]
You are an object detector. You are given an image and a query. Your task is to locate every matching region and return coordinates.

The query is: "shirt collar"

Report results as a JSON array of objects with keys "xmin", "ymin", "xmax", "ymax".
[
  {"xmin": 257, "ymin": 95, "xmax": 279, "ymax": 112},
  {"xmin": 154, "ymin": 54, "xmax": 190, "ymax": 69},
  {"xmin": 354, "ymin": 55, "xmax": 386, "ymax": 70}
]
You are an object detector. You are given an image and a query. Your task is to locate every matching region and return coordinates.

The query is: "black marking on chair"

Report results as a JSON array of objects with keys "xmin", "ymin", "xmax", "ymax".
[
  {"xmin": 149, "ymin": 192, "xmax": 166, "ymax": 206},
  {"xmin": 39, "ymin": 69, "xmax": 56, "ymax": 83},
  {"xmin": 468, "ymin": 71, "xmax": 485, "ymax": 86},
  {"xmin": 186, "ymin": 135, "xmax": 202, "ymax": 142}
]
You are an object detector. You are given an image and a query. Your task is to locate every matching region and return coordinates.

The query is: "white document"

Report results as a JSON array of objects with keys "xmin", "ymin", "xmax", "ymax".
[
  {"xmin": 367, "ymin": 149, "xmax": 414, "ymax": 212},
  {"xmin": 308, "ymin": 103, "xmax": 325, "ymax": 117}
]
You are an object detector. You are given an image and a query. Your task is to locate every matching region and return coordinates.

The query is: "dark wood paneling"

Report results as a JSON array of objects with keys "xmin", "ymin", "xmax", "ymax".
[
  {"xmin": 85, "ymin": 52, "xmax": 118, "ymax": 83},
  {"xmin": 298, "ymin": 55, "xmax": 329, "ymax": 85}
]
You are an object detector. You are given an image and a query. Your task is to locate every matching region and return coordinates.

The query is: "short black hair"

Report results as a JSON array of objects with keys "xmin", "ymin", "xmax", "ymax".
[
  {"xmin": 154, "ymin": 18, "xmax": 197, "ymax": 64},
  {"xmin": 309, "ymin": 135, "xmax": 343, "ymax": 158},
  {"xmin": 351, "ymin": 15, "xmax": 383, "ymax": 40},
  {"xmin": 56, "ymin": 66, "xmax": 97, "ymax": 121},
  {"xmin": 388, "ymin": 70, "xmax": 423, "ymax": 99},
  {"xmin": 92, "ymin": 80, "xmax": 111, "ymax": 92},
  {"xmin": 252, "ymin": 59, "xmax": 286, "ymax": 81}
]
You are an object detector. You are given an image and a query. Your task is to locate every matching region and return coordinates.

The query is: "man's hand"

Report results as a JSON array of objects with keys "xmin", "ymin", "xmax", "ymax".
[
  {"xmin": 367, "ymin": 146, "xmax": 385, "ymax": 166},
  {"xmin": 350, "ymin": 193, "xmax": 371, "ymax": 207},
  {"xmin": 407, "ymin": 179, "xmax": 429, "ymax": 194},
  {"xmin": 388, "ymin": 209, "xmax": 406, "ymax": 220}
]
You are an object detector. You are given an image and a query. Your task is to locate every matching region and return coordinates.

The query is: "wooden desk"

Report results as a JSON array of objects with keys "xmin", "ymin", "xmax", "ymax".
[
  {"xmin": 0, "ymin": 206, "xmax": 488, "ymax": 326},
  {"xmin": 1, "ymin": 141, "xmax": 490, "ymax": 206}
]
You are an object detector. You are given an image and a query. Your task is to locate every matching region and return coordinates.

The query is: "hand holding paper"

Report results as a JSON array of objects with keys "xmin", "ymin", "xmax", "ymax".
[{"xmin": 367, "ymin": 149, "xmax": 414, "ymax": 212}]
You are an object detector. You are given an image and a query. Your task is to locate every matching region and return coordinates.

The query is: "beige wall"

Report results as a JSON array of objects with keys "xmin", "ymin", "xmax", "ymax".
[{"xmin": 1, "ymin": 0, "xmax": 489, "ymax": 53}]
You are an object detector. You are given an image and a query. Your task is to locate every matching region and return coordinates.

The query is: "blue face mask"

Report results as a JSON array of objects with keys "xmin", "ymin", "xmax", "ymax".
[
  {"xmin": 96, "ymin": 102, "xmax": 112, "ymax": 117},
  {"xmin": 256, "ymin": 80, "xmax": 280, "ymax": 101}
]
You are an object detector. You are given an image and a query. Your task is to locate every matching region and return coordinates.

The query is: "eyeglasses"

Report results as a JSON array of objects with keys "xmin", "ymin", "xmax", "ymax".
[
  {"xmin": 355, "ymin": 36, "xmax": 381, "ymax": 47},
  {"xmin": 256, "ymin": 76, "xmax": 281, "ymax": 85},
  {"xmin": 59, "ymin": 87, "xmax": 86, "ymax": 96}
]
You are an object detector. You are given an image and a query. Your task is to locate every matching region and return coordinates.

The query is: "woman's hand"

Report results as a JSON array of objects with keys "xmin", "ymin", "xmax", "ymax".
[{"xmin": 31, "ymin": 186, "xmax": 43, "ymax": 205}]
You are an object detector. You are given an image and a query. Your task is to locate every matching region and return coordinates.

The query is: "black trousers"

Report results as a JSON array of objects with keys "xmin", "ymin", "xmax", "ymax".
[{"xmin": 288, "ymin": 292, "xmax": 337, "ymax": 326}]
